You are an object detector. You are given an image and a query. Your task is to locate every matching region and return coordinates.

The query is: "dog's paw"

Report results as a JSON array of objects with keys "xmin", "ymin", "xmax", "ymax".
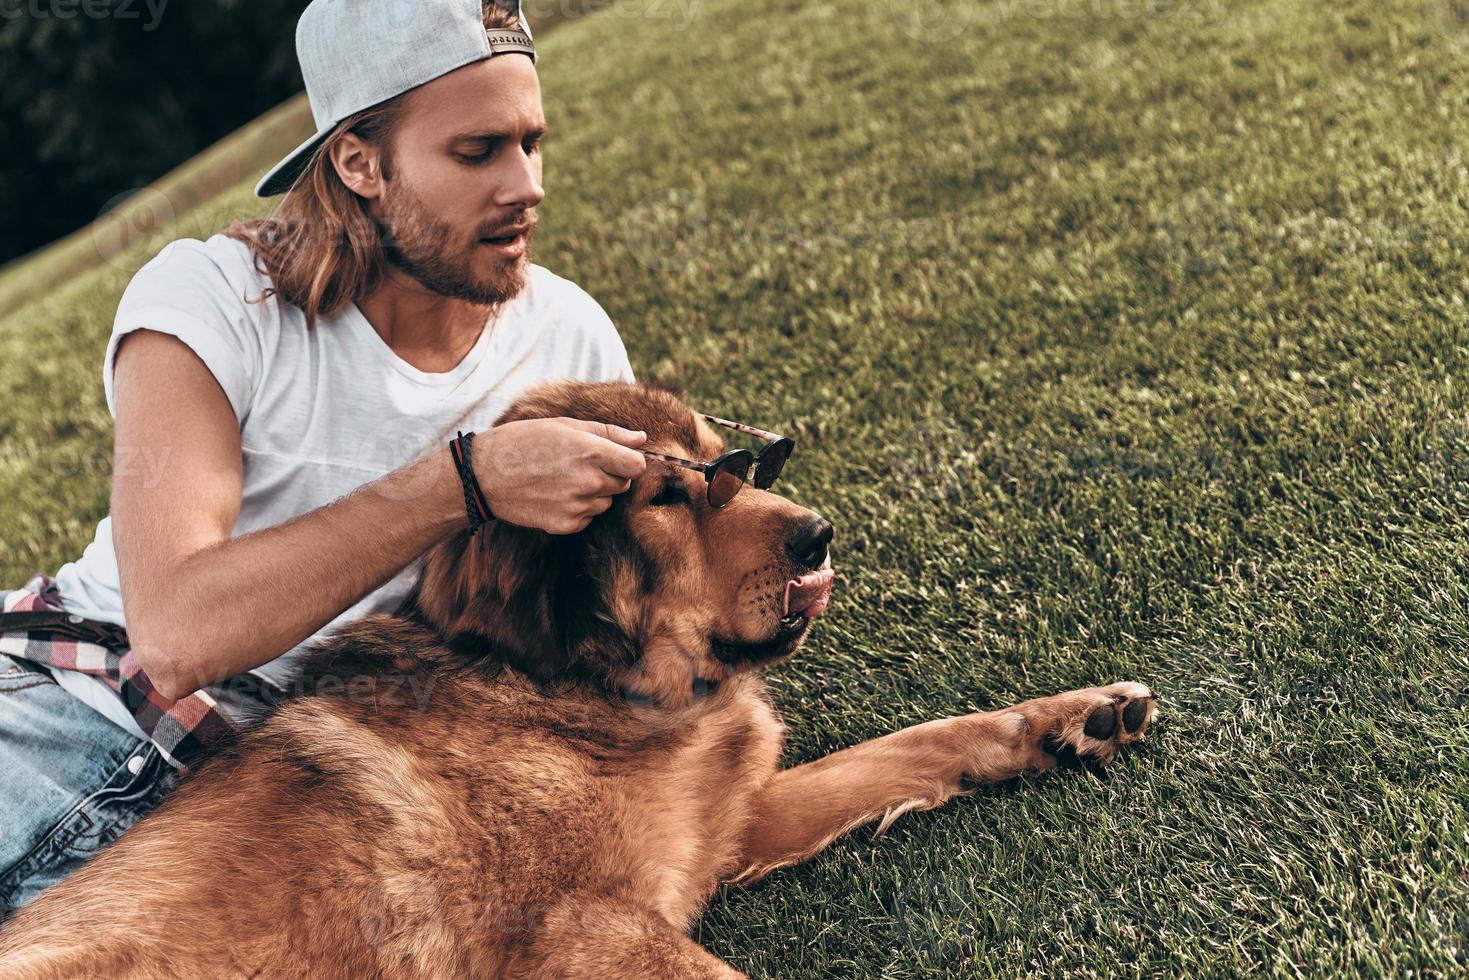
[{"xmin": 1020, "ymin": 681, "xmax": 1155, "ymax": 765}]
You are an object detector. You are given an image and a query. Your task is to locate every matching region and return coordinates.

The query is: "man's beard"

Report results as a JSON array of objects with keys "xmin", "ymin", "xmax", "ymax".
[{"xmin": 374, "ymin": 174, "xmax": 535, "ymax": 306}]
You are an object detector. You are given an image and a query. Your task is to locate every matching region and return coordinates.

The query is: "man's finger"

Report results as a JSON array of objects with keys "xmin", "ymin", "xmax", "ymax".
[
  {"xmin": 579, "ymin": 474, "xmax": 634, "ymax": 498},
  {"xmin": 599, "ymin": 475, "xmax": 635, "ymax": 497},
  {"xmin": 594, "ymin": 442, "xmax": 648, "ymax": 480},
  {"xmin": 565, "ymin": 417, "xmax": 648, "ymax": 448}
]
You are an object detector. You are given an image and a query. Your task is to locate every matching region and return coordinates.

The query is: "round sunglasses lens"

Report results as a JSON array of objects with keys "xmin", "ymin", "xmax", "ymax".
[
  {"xmin": 754, "ymin": 440, "xmax": 792, "ymax": 489},
  {"xmin": 709, "ymin": 453, "xmax": 751, "ymax": 506}
]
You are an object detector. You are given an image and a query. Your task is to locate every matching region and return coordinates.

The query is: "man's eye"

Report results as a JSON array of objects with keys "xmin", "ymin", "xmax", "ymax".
[
  {"xmin": 455, "ymin": 151, "xmax": 493, "ymax": 165},
  {"xmin": 524, "ymin": 139, "xmax": 542, "ymax": 155},
  {"xmin": 650, "ymin": 483, "xmax": 691, "ymax": 507}
]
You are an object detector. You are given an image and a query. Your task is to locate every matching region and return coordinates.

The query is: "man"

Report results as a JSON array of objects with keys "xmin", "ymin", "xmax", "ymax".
[{"xmin": 0, "ymin": 0, "xmax": 647, "ymax": 919}]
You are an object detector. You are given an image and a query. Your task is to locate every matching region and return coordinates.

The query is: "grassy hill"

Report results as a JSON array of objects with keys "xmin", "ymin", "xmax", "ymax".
[{"xmin": 4, "ymin": 0, "xmax": 1469, "ymax": 975}]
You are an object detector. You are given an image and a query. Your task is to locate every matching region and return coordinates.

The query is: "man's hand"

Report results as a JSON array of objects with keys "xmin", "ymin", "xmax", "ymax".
[{"xmin": 474, "ymin": 417, "xmax": 649, "ymax": 534}]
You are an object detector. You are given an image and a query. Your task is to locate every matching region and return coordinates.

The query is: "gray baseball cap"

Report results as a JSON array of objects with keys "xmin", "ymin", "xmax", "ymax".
[{"xmin": 255, "ymin": 0, "xmax": 536, "ymax": 197}]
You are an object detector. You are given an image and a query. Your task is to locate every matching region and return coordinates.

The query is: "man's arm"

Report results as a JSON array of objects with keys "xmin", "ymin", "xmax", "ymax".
[
  {"xmin": 112, "ymin": 329, "xmax": 645, "ymax": 699},
  {"xmin": 112, "ymin": 328, "xmax": 466, "ymax": 699}
]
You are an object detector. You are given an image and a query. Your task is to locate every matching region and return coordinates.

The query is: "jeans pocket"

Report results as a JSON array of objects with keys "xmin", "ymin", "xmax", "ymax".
[
  {"xmin": 60, "ymin": 744, "xmax": 177, "ymax": 858},
  {"xmin": 0, "ymin": 743, "xmax": 174, "ymax": 911},
  {"xmin": 0, "ymin": 653, "xmax": 55, "ymax": 694}
]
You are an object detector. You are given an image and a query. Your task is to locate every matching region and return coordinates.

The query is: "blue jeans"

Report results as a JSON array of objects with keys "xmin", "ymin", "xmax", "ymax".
[{"xmin": 0, "ymin": 653, "xmax": 179, "ymax": 922}]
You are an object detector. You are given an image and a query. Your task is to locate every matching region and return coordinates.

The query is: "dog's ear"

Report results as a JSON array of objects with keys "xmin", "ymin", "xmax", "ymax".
[
  {"xmin": 639, "ymin": 376, "xmax": 685, "ymax": 402},
  {"xmin": 408, "ymin": 522, "xmax": 575, "ymax": 680},
  {"xmin": 408, "ymin": 519, "xmax": 641, "ymax": 683}
]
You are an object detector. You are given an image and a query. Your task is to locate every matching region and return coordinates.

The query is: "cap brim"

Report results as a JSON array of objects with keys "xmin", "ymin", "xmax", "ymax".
[{"xmin": 255, "ymin": 124, "xmax": 335, "ymax": 198}]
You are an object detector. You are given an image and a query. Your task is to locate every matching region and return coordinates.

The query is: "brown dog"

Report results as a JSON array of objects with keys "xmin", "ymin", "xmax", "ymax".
[{"xmin": 0, "ymin": 380, "xmax": 1153, "ymax": 978}]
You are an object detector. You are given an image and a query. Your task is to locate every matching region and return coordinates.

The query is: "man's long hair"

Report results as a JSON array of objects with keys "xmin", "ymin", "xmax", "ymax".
[{"xmin": 223, "ymin": 1, "xmax": 524, "ymax": 331}]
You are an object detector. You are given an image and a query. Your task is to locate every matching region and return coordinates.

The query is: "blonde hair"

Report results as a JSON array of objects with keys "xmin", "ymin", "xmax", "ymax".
[{"xmin": 224, "ymin": 1, "xmax": 526, "ymax": 330}]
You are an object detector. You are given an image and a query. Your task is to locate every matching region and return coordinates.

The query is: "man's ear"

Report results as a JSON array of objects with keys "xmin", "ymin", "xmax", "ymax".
[{"xmin": 328, "ymin": 131, "xmax": 386, "ymax": 200}]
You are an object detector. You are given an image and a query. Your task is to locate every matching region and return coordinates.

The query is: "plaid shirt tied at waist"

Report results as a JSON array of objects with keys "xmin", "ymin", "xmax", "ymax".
[{"xmin": 0, "ymin": 572, "xmax": 282, "ymax": 772}]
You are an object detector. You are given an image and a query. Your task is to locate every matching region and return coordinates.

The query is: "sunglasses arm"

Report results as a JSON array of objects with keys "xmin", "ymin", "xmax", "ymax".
[
  {"xmin": 640, "ymin": 451, "xmax": 707, "ymax": 474},
  {"xmin": 699, "ymin": 413, "xmax": 786, "ymax": 445}
]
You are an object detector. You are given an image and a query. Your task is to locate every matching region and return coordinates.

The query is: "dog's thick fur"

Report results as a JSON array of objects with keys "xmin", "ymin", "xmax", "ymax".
[{"xmin": 0, "ymin": 381, "xmax": 1154, "ymax": 978}]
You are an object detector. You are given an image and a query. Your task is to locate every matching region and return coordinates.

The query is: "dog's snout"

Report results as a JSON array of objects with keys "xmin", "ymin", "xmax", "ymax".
[{"xmin": 786, "ymin": 516, "xmax": 833, "ymax": 570}]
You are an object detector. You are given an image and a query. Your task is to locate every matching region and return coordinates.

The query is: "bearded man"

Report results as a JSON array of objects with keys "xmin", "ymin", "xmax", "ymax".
[{"xmin": 0, "ymin": 0, "xmax": 648, "ymax": 920}]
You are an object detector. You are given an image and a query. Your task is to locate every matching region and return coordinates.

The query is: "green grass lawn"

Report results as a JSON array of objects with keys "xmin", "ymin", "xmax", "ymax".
[{"xmin": 4, "ymin": 0, "xmax": 1469, "ymax": 974}]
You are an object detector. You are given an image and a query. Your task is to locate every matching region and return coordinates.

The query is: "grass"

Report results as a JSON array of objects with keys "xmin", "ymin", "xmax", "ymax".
[{"xmin": 3, "ymin": 0, "xmax": 1469, "ymax": 974}]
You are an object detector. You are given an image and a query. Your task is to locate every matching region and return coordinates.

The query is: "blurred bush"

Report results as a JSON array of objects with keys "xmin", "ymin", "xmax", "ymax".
[{"xmin": 0, "ymin": 0, "xmax": 310, "ymax": 266}]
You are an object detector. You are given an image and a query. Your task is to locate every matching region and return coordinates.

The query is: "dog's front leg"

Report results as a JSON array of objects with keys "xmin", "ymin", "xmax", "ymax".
[{"xmin": 725, "ymin": 682, "xmax": 1154, "ymax": 886}]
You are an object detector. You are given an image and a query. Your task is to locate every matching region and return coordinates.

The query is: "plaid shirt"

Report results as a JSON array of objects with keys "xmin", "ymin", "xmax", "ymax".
[{"xmin": 0, "ymin": 571, "xmax": 276, "ymax": 772}]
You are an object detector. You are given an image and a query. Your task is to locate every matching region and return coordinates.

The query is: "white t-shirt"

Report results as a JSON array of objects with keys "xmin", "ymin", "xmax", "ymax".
[{"xmin": 50, "ymin": 233, "xmax": 635, "ymax": 739}]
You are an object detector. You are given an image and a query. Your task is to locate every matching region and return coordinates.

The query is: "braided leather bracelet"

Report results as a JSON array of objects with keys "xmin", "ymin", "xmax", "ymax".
[{"xmin": 449, "ymin": 430, "xmax": 494, "ymax": 535}]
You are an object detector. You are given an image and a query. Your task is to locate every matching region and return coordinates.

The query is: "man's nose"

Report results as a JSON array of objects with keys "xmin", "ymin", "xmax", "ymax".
[
  {"xmin": 499, "ymin": 147, "xmax": 544, "ymax": 208},
  {"xmin": 785, "ymin": 515, "xmax": 833, "ymax": 570}
]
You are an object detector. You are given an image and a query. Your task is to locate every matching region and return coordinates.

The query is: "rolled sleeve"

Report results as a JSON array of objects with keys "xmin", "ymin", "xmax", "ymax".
[{"xmin": 104, "ymin": 239, "xmax": 261, "ymax": 427}]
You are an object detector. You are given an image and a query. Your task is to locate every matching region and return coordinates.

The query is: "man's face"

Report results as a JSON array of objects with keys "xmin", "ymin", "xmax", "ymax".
[{"xmin": 370, "ymin": 54, "xmax": 546, "ymax": 305}]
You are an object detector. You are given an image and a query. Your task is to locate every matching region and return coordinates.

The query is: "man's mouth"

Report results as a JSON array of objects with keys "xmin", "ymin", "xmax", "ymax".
[
  {"xmin": 478, "ymin": 224, "xmax": 532, "ymax": 256},
  {"xmin": 778, "ymin": 560, "xmax": 835, "ymax": 629}
]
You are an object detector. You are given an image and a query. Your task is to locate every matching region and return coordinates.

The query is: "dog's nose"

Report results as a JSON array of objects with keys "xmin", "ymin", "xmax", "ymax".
[{"xmin": 786, "ymin": 516, "xmax": 833, "ymax": 570}]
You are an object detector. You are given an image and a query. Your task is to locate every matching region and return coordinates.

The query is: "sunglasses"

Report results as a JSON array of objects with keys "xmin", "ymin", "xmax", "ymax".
[{"xmin": 640, "ymin": 413, "xmax": 795, "ymax": 507}]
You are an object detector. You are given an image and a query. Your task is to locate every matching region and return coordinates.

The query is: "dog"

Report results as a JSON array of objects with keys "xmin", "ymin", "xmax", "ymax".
[{"xmin": 0, "ymin": 380, "xmax": 1153, "ymax": 978}]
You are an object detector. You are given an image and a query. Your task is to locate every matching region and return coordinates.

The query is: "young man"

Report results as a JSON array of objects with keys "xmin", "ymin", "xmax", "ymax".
[{"xmin": 0, "ymin": 0, "xmax": 647, "ymax": 919}]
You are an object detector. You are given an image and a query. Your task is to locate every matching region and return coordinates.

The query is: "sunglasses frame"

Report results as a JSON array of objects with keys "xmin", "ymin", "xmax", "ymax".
[{"xmin": 639, "ymin": 413, "xmax": 796, "ymax": 507}]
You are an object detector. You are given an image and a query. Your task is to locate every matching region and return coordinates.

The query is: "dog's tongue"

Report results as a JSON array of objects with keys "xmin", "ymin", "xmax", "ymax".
[{"xmin": 783, "ymin": 565, "xmax": 835, "ymax": 619}]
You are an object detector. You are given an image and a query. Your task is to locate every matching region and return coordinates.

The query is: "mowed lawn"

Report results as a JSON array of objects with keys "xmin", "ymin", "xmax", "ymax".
[{"xmin": 3, "ymin": 0, "xmax": 1469, "ymax": 975}]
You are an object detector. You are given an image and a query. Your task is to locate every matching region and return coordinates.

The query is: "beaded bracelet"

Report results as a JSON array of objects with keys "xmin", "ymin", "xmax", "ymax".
[{"xmin": 448, "ymin": 430, "xmax": 495, "ymax": 535}]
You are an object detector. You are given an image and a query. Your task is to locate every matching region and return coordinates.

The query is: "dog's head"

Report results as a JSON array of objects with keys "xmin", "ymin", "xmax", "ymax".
[{"xmin": 406, "ymin": 380, "xmax": 834, "ymax": 707}]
